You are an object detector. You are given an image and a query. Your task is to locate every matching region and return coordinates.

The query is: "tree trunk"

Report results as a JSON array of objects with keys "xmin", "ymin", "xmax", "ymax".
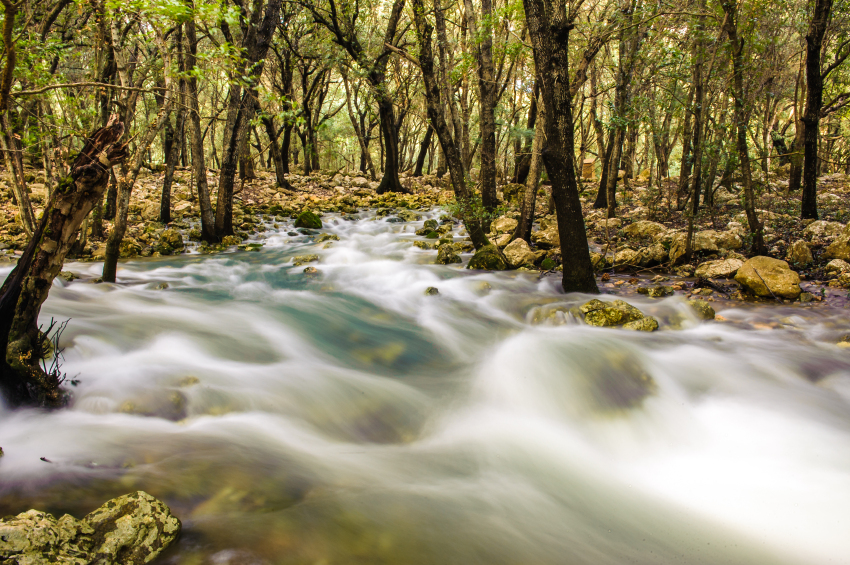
[
  {"xmin": 1, "ymin": 118, "xmax": 127, "ymax": 407},
  {"xmin": 413, "ymin": 126, "xmax": 433, "ymax": 177},
  {"xmin": 523, "ymin": 0, "xmax": 598, "ymax": 293},
  {"xmin": 513, "ymin": 94, "xmax": 545, "ymax": 243},
  {"xmin": 801, "ymin": 0, "xmax": 832, "ymax": 219}
]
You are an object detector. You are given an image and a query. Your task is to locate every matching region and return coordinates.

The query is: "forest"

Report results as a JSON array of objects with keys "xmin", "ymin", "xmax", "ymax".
[{"xmin": 1, "ymin": 0, "xmax": 850, "ymax": 563}]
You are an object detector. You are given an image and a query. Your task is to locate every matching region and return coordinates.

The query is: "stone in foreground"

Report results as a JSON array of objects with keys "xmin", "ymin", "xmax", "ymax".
[
  {"xmin": 294, "ymin": 209, "xmax": 322, "ymax": 229},
  {"xmin": 467, "ymin": 244, "xmax": 508, "ymax": 270},
  {"xmin": 0, "ymin": 491, "xmax": 180, "ymax": 565},
  {"xmin": 734, "ymin": 256, "xmax": 801, "ymax": 299}
]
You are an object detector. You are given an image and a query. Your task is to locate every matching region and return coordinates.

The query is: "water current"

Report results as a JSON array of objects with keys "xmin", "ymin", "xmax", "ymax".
[{"xmin": 2, "ymin": 210, "xmax": 850, "ymax": 564}]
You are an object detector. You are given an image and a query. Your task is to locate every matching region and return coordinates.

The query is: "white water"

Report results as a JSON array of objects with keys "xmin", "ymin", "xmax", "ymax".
[{"xmin": 2, "ymin": 211, "xmax": 850, "ymax": 564}]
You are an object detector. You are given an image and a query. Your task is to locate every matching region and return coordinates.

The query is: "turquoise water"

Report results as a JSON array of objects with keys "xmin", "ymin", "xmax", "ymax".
[{"xmin": 1, "ymin": 211, "xmax": 850, "ymax": 564}]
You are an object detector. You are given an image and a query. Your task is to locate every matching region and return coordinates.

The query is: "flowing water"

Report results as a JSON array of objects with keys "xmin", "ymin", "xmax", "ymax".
[{"xmin": 2, "ymin": 211, "xmax": 850, "ymax": 565}]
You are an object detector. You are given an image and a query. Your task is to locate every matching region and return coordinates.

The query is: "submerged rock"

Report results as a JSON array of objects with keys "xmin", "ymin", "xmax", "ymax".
[
  {"xmin": 0, "ymin": 491, "xmax": 180, "ymax": 565},
  {"xmin": 622, "ymin": 316, "xmax": 659, "ymax": 332},
  {"xmin": 467, "ymin": 244, "xmax": 508, "ymax": 270},
  {"xmin": 294, "ymin": 209, "xmax": 322, "ymax": 229},
  {"xmin": 688, "ymin": 299, "xmax": 716, "ymax": 320},
  {"xmin": 435, "ymin": 244, "xmax": 462, "ymax": 265},
  {"xmin": 292, "ymin": 254, "xmax": 319, "ymax": 266},
  {"xmin": 424, "ymin": 286, "xmax": 440, "ymax": 296},
  {"xmin": 734, "ymin": 256, "xmax": 801, "ymax": 299},
  {"xmin": 580, "ymin": 298, "xmax": 649, "ymax": 328}
]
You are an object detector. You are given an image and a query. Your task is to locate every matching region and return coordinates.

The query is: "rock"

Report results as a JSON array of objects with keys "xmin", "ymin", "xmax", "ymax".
[
  {"xmin": 435, "ymin": 244, "xmax": 462, "ymax": 264},
  {"xmin": 119, "ymin": 238, "xmax": 142, "ymax": 258},
  {"xmin": 824, "ymin": 259, "xmax": 850, "ymax": 274},
  {"xmin": 303, "ymin": 266, "xmax": 320, "ymax": 275},
  {"xmin": 0, "ymin": 491, "xmax": 180, "ymax": 565},
  {"xmin": 57, "ymin": 271, "xmax": 78, "ymax": 282},
  {"xmin": 688, "ymin": 299, "xmax": 716, "ymax": 320},
  {"xmin": 423, "ymin": 219, "xmax": 439, "ymax": 230},
  {"xmin": 491, "ymin": 233, "xmax": 512, "ymax": 248},
  {"xmin": 397, "ymin": 210, "xmax": 421, "ymax": 222},
  {"xmin": 803, "ymin": 220, "xmax": 845, "ymax": 240},
  {"xmin": 221, "ymin": 235, "xmax": 241, "ymax": 246},
  {"xmin": 637, "ymin": 244, "xmax": 668, "ymax": 266},
  {"xmin": 623, "ymin": 220, "xmax": 666, "ymax": 239},
  {"xmin": 491, "ymin": 216, "xmax": 518, "ymax": 234},
  {"xmin": 637, "ymin": 285, "xmax": 674, "ymax": 298},
  {"xmin": 531, "ymin": 225, "xmax": 559, "ymax": 248},
  {"xmin": 580, "ymin": 298, "xmax": 645, "ymax": 327},
  {"xmin": 706, "ymin": 230, "xmax": 743, "ymax": 250},
  {"xmin": 503, "ymin": 238, "xmax": 538, "ymax": 268},
  {"xmin": 669, "ymin": 232, "xmax": 718, "ymax": 264},
  {"xmin": 589, "ymin": 252, "xmax": 608, "ymax": 271},
  {"xmin": 467, "ymin": 244, "xmax": 508, "ymax": 270},
  {"xmin": 726, "ymin": 221, "xmax": 746, "ymax": 237},
  {"xmin": 595, "ymin": 217, "xmax": 621, "ymax": 230},
  {"xmin": 140, "ymin": 201, "xmax": 160, "ymax": 221},
  {"xmin": 472, "ymin": 281, "xmax": 492, "ymax": 296},
  {"xmin": 424, "ymin": 286, "xmax": 440, "ymax": 296},
  {"xmin": 413, "ymin": 241, "xmax": 435, "ymax": 250},
  {"xmin": 160, "ymin": 228, "xmax": 184, "ymax": 250},
  {"xmin": 294, "ymin": 210, "xmax": 322, "ymax": 229},
  {"xmin": 785, "ymin": 240, "xmax": 813, "ymax": 266},
  {"xmin": 292, "ymin": 254, "xmax": 319, "ymax": 266},
  {"xmin": 694, "ymin": 258, "xmax": 744, "ymax": 279},
  {"xmin": 622, "ymin": 316, "xmax": 659, "ymax": 332},
  {"xmin": 823, "ymin": 235, "xmax": 850, "ymax": 261},
  {"xmin": 316, "ymin": 233, "xmax": 339, "ymax": 242},
  {"xmin": 734, "ymin": 256, "xmax": 801, "ymax": 299},
  {"xmin": 613, "ymin": 248, "xmax": 641, "ymax": 266},
  {"xmin": 351, "ymin": 176, "xmax": 370, "ymax": 188}
]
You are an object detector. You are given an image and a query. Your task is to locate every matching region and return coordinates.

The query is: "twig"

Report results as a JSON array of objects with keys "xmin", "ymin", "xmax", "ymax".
[{"xmin": 752, "ymin": 268, "xmax": 781, "ymax": 302}]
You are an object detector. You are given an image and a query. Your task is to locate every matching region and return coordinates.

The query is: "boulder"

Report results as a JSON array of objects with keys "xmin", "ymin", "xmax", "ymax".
[
  {"xmin": 294, "ymin": 210, "xmax": 322, "ymax": 229},
  {"xmin": 623, "ymin": 316, "xmax": 659, "ymax": 332},
  {"xmin": 726, "ymin": 221, "xmax": 746, "ymax": 237},
  {"xmin": 613, "ymin": 248, "xmax": 641, "ymax": 266},
  {"xmin": 637, "ymin": 285, "xmax": 674, "ymax": 298},
  {"xmin": 803, "ymin": 220, "xmax": 845, "ymax": 240},
  {"xmin": 140, "ymin": 201, "xmax": 160, "ymax": 221},
  {"xmin": 706, "ymin": 230, "xmax": 743, "ymax": 250},
  {"xmin": 492, "ymin": 233, "xmax": 512, "ymax": 248},
  {"xmin": 824, "ymin": 258, "xmax": 850, "ymax": 275},
  {"xmin": 531, "ymin": 225, "xmax": 559, "ymax": 248},
  {"xmin": 503, "ymin": 238, "xmax": 538, "ymax": 268},
  {"xmin": 624, "ymin": 220, "xmax": 667, "ymax": 239},
  {"xmin": 436, "ymin": 244, "xmax": 462, "ymax": 265},
  {"xmin": 669, "ymin": 232, "xmax": 718, "ymax": 264},
  {"xmin": 694, "ymin": 258, "xmax": 744, "ymax": 279},
  {"xmin": 491, "ymin": 216, "xmax": 518, "ymax": 234},
  {"xmin": 594, "ymin": 218, "xmax": 621, "ymax": 230},
  {"xmin": 292, "ymin": 254, "xmax": 319, "ymax": 266},
  {"xmin": 580, "ymin": 299, "xmax": 647, "ymax": 328},
  {"xmin": 637, "ymin": 244, "xmax": 668, "ymax": 266},
  {"xmin": 688, "ymin": 300, "xmax": 716, "ymax": 320},
  {"xmin": 785, "ymin": 240, "xmax": 813, "ymax": 266},
  {"xmin": 734, "ymin": 256, "xmax": 801, "ymax": 299},
  {"xmin": 0, "ymin": 491, "xmax": 180, "ymax": 565},
  {"xmin": 160, "ymin": 228, "xmax": 184, "ymax": 250},
  {"xmin": 467, "ymin": 244, "xmax": 508, "ymax": 270},
  {"xmin": 823, "ymin": 235, "xmax": 850, "ymax": 262}
]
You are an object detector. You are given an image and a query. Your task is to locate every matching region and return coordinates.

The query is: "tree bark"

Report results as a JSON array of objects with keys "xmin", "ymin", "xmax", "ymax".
[
  {"xmin": 413, "ymin": 125, "xmax": 433, "ymax": 177},
  {"xmin": 513, "ymin": 94, "xmax": 545, "ymax": 243},
  {"xmin": 1, "ymin": 118, "xmax": 128, "ymax": 407}
]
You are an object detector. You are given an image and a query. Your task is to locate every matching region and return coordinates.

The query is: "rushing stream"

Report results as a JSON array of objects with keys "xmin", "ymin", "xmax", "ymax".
[{"xmin": 2, "ymin": 210, "xmax": 850, "ymax": 564}]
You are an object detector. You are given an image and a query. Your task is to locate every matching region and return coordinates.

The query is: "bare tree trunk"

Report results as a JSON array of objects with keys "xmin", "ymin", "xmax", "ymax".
[{"xmin": 514, "ymin": 94, "xmax": 545, "ymax": 243}]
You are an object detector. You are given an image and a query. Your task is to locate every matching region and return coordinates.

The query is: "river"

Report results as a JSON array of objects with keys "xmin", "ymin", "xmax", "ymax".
[{"xmin": 1, "ymin": 210, "xmax": 849, "ymax": 564}]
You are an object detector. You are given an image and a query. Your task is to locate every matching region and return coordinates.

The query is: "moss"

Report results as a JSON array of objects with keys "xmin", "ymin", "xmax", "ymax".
[
  {"xmin": 467, "ymin": 244, "xmax": 508, "ymax": 271},
  {"xmin": 294, "ymin": 210, "xmax": 323, "ymax": 229}
]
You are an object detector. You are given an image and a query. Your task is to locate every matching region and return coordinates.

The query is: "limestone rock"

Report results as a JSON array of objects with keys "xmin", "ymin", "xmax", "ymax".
[
  {"xmin": 580, "ymin": 299, "xmax": 645, "ymax": 327},
  {"xmin": 503, "ymin": 238, "xmax": 538, "ymax": 268},
  {"xmin": 706, "ymin": 230, "xmax": 743, "ymax": 250},
  {"xmin": 492, "ymin": 233, "xmax": 512, "ymax": 248},
  {"xmin": 669, "ymin": 231, "xmax": 719, "ymax": 264},
  {"xmin": 424, "ymin": 287, "xmax": 440, "ymax": 296},
  {"xmin": 803, "ymin": 220, "xmax": 844, "ymax": 240},
  {"xmin": 637, "ymin": 244, "xmax": 668, "ymax": 266},
  {"xmin": 785, "ymin": 240, "xmax": 813, "ymax": 266},
  {"xmin": 467, "ymin": 244, "xmax": 508, "ymax": 270},
  {"xmin": 316, "ymin": 233, "xmax": 339, "ymax": 242},
  {"xmin": 623, "ymin": 316, "xmax": 659, "ymax": 332},
  {"xmin": 221, "ymin": 235, "xmax": 241, "ymax": 246},
  {"xmin": 159, "ymin": 229, "xmax": 184, "ymax": 250},
  {"xmin": 435, "ymin": 244, "xmax": 462, "ymax": 265},
  {"xmin": 623, "ymin": 220, "xmax": 666, "ymax": 239},
  {"xmin": 531, "ymin": 225, "xmax": 559, "ymax": 248},
  {"xmin": 694, "ymin": 258, "xmax": 744, "ymax": 279},
  {"xmin": 491, "ymin": 216, "xmax": 518, "ymax": 234},
  {"xmin": 0, "ymin": 491, "xmax": 180, "ymax": 565},
  {"xmin": 824, "ymin": 258, "xmax": 850, "ymax": 275},
  {"xmin": 688, "ymin": 300, "xmax": 716, "ymax": 320},
  {"xmin": 823, "ymin": 235, "xmax": 850, "ymax": 262},
  {"xmin": 294, "ymin": 210, "xmax": 322, "ymax": 229},
  {"xmin": 734, "ymin": 256, "xmax": 801, "ymax": 299},
  {"xmin": 613, "ymin": 248, "xmax": 641, "ymax": 266},
  {"xmin": 637, "ymin": 285, "xmax": 674, "ymax": 298},
  {"xmin": 292, "ymin": 254, "xmax": 319, "ymax": 266}
]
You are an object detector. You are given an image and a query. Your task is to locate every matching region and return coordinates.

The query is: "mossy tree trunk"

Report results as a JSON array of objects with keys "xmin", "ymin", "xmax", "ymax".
[{"xmin": 0, "ymin": 118, "xmax": 127, "ymax": 407}]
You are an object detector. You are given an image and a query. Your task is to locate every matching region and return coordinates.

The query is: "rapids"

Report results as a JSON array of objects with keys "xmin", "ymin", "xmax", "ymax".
[{"xmin": 1, "ymin": 210, "xmax": 850, "ymax": 564}]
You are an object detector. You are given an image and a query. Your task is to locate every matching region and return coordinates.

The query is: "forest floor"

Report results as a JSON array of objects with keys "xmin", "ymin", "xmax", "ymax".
[{"xmin": 2, "ymin": 165, "xmax": 850, "ymax": 312}]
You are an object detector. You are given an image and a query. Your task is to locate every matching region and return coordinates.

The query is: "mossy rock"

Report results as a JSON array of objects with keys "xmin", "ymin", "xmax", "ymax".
[
  {"xmin": 423, "ymin": 219, "xmax": 439, "ymax": 230},
  {"xmin": 435, "ymin": 245, "xmax": 462, "ymax": 265},
  {"xmin": 637, "ymin": 285, "xmax": 674, "ymax": 298},
  {"xmin": 581, "ymin": 299, "xmax": 647, "ymax": 328},
  {"xmin": 623, "ymin": 316, "xmax": 659, "ymax": 332},
  {"xmin": 293, "ymin": 254, "xmax": 319, "ymax": 266},
  {"xmin": 221, "ymin": 235, "xmax": 241, "ymax": 246},
  {"xmin": 467, "ymin": 244, "xmax": 508, "ymax": 271},
  {"xmin": 688, "ymin": 299, "xmax": 716, "ymax": 320},
  {"xmin": 317, "ymin": 233, "xmax": 340, "ymax": 242},
  {"xmin": 294, "ymin": 210, "xmax": 322, "ymax": 229}
]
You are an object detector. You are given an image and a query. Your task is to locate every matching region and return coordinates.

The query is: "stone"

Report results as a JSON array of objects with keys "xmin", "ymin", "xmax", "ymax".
[
  {"xmin": 622, "ymin": 316, "xmax": 659, "ymax": 332},
  {"xmin": 160, "ymin": 229, "xmax": 184, "ymax": 250},
  {"xmin": 595, "ymin": 217, "xmax": 621, "ymax": 230},
  {"xmin": 292, "ymin": 254, "xmax": 319, "ymax": 266},
  {"xmin": 580, "ymin": 299, "xmax": 645, "ymax": 327},
  {"xmin": 294, "ymin": 210, "xmax": 322, "ymax": 229},
  {"xmin": 824, "ymin": 258, "xmax": 850, "ymax": 274},
  {"xmin": 140, "ymin": 201, "xmax": 160, "ymax": 221},
  {"xmin": 623, "ymin": 220, "xmax": 666, "ymax": 239},
  {"xmin": 424, "ymin": 286, "xmax": 440, "ymax": 296},
  {"xmin": 669, "ymin": 232, "xmax": 718, "ymax": 264},
  {"xmin": 423, "ymin": 219, "xmax": 439, "ymax": 230},
  {"xmin": 316, "ymin": 233, "xmax": 339, "ymax": 242},
  {"xmin": 823, "ymin": 235, "xmax": 850, "ymax": 262},
  {"xmin": 491, "ymin": 216, "xmax": 518, "ymax": 234},
  {"xmin": 734, "ymin": 256, "xmax": 802, "ymax": 299},
  {"xmin": 531, "ymin": 225, "xmax": 559, "ymax": 248},
  {"xmin": 397, "ymin": 210, "xmax": 421, "ymax": 222},
  {"xmin": 221, "ymin": 235, "xmax": 241, "ymax": 246},
  {"xmin": 413, "ymin": 241, "xmax": 435, "ymax": 250},
  {"xmin": 492, "ymin": 233, "xmax": 512, "ymax": 248},
  {"xmin": 503, "ymin": 238, "xmax": 538, "ymax": 268},
  {"xmin": 467, "ymin": 244, "xmax": 508, "ymax": 270},
  {"xmin": 303, "ymin": 266, "xmax": 320, "ymax": 275},
  {"xmin": 785, "ymin": 240, "xmax": 813, "ymax": 266},
  {"xmin": 119, "ymin": 239, "xmax": 142, "ymax": 258},
  {"xmin": 694, "ymin": 258, "xmax": 744, "ymax": 279},
  {"xmin": 613, "ymin": 248, "xmax": 641, "ymax": 266},
  {"xmin": 637, "ymin": 244, "xmax": 668, "ymax": 266},
  {"xmin": 0, "ymin": 491, "xmax": 180, "ymax": 565},
  {"xmin": 688, "ymin": 299, "xmax": 716, "ymax": 320},
  {"xmin": 637, "ymin": 285, "xmax": 674, "ymax": 298},
  {"xmin": 707, "ymin": 230, "xmax": 743, "ymax": 250},
  {"xmin": 351, "ymin": 176, "xmax": 370, "ymax": 188},
  {"xmin": 803, "ymin": 220, "xmax": 845, "ymax": 240},
  {"xmin": 435, "ymin": 244, "xmax": 462, "ymax": 264},
  {"xmin": 57, "ymin": 271, "xmax": 78, "ymax": 282}
]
